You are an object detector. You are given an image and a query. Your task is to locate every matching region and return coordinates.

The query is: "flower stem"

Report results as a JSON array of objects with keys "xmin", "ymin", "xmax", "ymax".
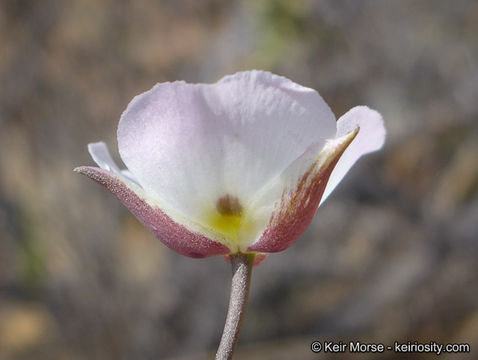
[{"xmin": 216, "ymin": 253, "xmax": 255, "ymax": 360}]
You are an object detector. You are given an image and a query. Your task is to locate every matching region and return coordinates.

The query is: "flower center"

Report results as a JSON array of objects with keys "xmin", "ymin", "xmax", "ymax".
[{"xmin": 207, "ymin": 195, "xmax": 244, "ymax": 244}]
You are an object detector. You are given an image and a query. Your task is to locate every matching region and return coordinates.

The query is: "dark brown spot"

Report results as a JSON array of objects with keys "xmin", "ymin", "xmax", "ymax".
[{"xmin": 216, "ymin": 194, "xmax": 243, "ymax": 216}]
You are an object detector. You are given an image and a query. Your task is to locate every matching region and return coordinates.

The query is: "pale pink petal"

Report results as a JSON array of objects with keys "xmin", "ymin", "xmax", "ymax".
[
  {"xmin": 88, "ymin": 142, "xmax": 140, "ymax": 185},
  {"xmin": 88, "ymin": 142, "xmax": 121, "ymax": 173},
  {"xmin": 117, "ymin": 70, "xmax": 336, "ymax": 243},
  {"xmin": 320, "ymin": 106, "xmax": 385, "ymax": 205}
]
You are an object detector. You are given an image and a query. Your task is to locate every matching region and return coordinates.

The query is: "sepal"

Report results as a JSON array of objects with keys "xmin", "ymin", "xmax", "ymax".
[
  {"xmin": 74, "ymin": 166, "xmax": 231, "ymax": 258},
  {"xmin": 248, "ymin": 129, "xmax": 358, "ymax": 253}
]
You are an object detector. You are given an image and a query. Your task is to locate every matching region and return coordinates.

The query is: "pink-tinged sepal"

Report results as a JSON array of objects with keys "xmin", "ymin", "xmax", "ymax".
[
  {"xmin": 74, "ymin": 166, "xmax": 231, "ymax": 258},
  {"xmin": 248, "ymin": 129, "xmax": 358, "ymax": 253}
]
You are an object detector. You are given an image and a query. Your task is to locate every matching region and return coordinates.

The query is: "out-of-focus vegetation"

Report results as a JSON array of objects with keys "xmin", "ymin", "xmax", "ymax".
[{"xmin": 1, "ymin": 1, "xmax": 477, "ymax": 359}]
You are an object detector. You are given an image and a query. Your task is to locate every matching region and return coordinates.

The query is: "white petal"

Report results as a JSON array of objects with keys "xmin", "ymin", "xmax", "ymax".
[
  {"xmin": 319, "ymin": 106, "xmax": 386, "ymax": 205},
  {"xmin": 88, "ymin": 142, "xmax": 140, "ymax": 185},
  {"xmin": 88, "ymin": 142, "xmax": 121, "ymax": 173},
  {"xmin": 117, "ymin": 70, "xmax": 336, "ymax": 246}
]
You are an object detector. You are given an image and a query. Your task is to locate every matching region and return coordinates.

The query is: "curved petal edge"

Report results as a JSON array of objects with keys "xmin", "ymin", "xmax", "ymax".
[
  {"xmin": 74, "ymin": 166, "xmax": 231, "ymax": 258},
  {"xmin": 320, "ymin": 106, "xmax": 385, "ymax": 205}
]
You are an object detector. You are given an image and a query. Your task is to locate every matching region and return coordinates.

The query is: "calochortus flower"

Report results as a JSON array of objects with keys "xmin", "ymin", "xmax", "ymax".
[
  {"xmin": 75, "ymin": 70, "xmax": 385, "ymax": 261},
  {"xmin": 76, "ymin": 70, "xmax": 385, "ymax": 359}
]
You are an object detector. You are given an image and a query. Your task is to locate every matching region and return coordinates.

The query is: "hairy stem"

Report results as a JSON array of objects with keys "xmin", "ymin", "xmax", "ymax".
[{"xmin": 216, "ymin": 253, "xmax": 255, "ymax": 360}]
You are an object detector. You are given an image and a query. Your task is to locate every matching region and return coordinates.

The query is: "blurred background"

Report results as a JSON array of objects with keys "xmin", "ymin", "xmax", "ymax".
[{"xmin": 1, "ymin": 0, "xmax": 477, "ymax": 359}]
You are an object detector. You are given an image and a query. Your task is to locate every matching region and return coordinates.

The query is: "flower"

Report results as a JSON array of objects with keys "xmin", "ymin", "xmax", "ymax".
[{"xmin": 75, "ymin": 70, "xmax": 385, "ymax": 262}]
